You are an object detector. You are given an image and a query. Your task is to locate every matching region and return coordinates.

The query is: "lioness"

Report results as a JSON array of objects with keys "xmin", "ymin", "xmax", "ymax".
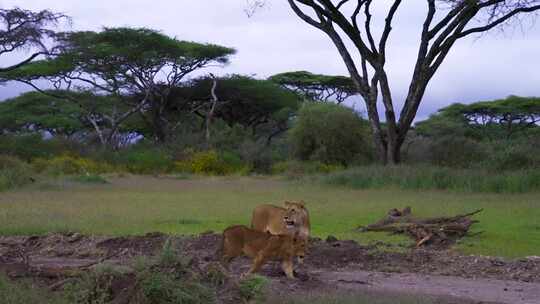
[
  {"xmin": 219, "ymin": 225, "xmax": 306, "ymax": 279},
  {"xmin": 251, "ymin": 201, "xmax": 310, "ymax": 240}
]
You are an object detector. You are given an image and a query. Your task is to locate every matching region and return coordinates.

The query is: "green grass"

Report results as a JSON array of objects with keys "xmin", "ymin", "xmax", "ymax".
[
  {"xmin": 0, "ymin": 274, "xmax": 69, "ymax": 304},
  {"xmin": 0, "ymin": 176, "xmax": 539, "ymax": 258},
  {"xmin": 320, "ymin": 165, "xmax": 540, "ymax": 193},
  {"xmin": 70, "ymin": 174, "xmax": 109, "ymax": 184}
]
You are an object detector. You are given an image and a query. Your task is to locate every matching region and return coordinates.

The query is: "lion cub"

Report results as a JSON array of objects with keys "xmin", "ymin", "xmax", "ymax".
[{"xmin": 219, "ymin": 225, "xmax": 306, "ymax": 279}]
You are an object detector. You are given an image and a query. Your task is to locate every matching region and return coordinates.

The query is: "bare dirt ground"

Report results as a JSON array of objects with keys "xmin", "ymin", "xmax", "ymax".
[{"xmin": 1, "ymin": 232, "xmax": 539, "ymax": 303}]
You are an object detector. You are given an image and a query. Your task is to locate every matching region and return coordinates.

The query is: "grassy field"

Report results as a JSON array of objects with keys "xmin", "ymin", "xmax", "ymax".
[{"xmin": 0, "ymin": 175, "xmax": 539, "ymax": 258}]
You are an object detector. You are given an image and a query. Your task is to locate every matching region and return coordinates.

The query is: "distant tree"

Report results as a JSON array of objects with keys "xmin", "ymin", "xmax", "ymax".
[
  {"xmin": 0, "ymin": 90, "xmax": 139, "ymax": 146},
  {"xmin": 269, "ymin": 71, "xmax": 357, "ymax": 104},
  {"xmin": 2, "ymin": 27, "xmax": 236, "ymax": 144},
  {"xmin": 168, "ymin": 75, "xmax": 301, "ymax": 144},
  {"xmin": 418, "ymin": 96, "xmax": 540, "ymax": 140},
  {"xmin": 251, "ymin": 1, "xmax": 540, "ymax": 164},
  {"xmin": 0, "ymin": 8, "xmax": 67, "ymax": 73}
]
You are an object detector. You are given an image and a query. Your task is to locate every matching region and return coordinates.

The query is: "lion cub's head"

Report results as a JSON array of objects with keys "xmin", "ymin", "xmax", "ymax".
[
  {"xmin": 292, "ymin": 235, "xmax": 308, "ymax": 264},
  {"xmin": 283, "ymin": 200, "xmax": 308, "ymax": 229}
]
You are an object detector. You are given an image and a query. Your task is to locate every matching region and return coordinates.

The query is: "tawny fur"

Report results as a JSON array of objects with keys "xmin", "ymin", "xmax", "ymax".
[
  {"xmin": 250, "ymin": 201, "xmax": 311, "ymax": 240},
  {"xmin": 219, "ymin": 225, "xmax": 306, "ymax": 279}
]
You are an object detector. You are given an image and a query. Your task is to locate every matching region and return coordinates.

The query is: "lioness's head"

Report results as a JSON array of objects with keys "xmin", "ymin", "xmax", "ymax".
[{"xmin": 283, "ymin": 201, "xmax": 308, "ymax": 229}]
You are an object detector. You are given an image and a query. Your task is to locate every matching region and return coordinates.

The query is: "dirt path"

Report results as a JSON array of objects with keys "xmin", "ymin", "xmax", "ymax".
[
  {"xmin": 2, "ymin": 233, "xmax": 540, "ymax": 303},
  {"xmin": 315, "ymin": 269, "xmax": 540, "ymax": 304}
]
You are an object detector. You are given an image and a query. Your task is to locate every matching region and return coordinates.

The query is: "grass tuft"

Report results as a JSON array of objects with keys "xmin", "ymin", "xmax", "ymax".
[
  {"xmin": 238, "ymin": 274, "xmax": 269, "ymax": 303},
  {"xmin": 70, "ymin": 174, "xmax": 109, "ymax": 184}
]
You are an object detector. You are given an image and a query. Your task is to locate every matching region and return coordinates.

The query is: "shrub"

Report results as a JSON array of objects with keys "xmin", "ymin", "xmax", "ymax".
[
  {"xmin": 139, "ymin": 272, "xmax": 215, "ymax": 304},
  {"xmin": 321, "ymin": 165, "xmax": 540, "ymax": 193},
  {"xmin": 238, "ymin": 140, "xmax": 275, "ymax": 174},
  {"xmin": 272, "ymin": 160, "xmax": 344, "ymax": 178},
  {"xmin": 238, "ymin": 275, "xmax": 269, "ymax": 303},
  {"xmin": 0, "ymin": 155, "xmax": 34, "ymax": 191},
  {"xmin": 0, "ymin": 273, "xmax": 69, "ymax": 304},
  {"xmin": 484, "ymin": 143, "xmax": 540, "ymax": 171},
  {"xmin": 104, "ymin": 147, "xmax": 173, "ymax": 174},
  {"xmin": 175, "ymin": 150, "xmax": 247, "ymax": 175},
  {"xmin": 64, "ymin": 265, "xmax": 119, "ymax": 304},
  {"xmin": 289, "ymin": 102, "xmax": 372, "ymax": 165},
  {"xmin": 32, "ymin": 155, "xmax": 114, "ymax": 176},
  {"xmin": 0, "ymin": 134, "xmax": 81, "ymax": 161},
  {"xmin": 427, "ymin": 135, "xmax": 486, "ymax": 168}
]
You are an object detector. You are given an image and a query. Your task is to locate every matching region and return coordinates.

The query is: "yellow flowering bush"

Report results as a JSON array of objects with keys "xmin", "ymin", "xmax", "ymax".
[
  {"xmin": 174, "ymin": 150, "xmax": 247, "ymax": 175},
  {"xmin": 32, "ymin": 155, "xmax": 114, "ymax": 175}
]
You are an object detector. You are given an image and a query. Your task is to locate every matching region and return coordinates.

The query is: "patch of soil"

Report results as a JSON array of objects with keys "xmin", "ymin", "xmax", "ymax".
[{"xmin": 1, "ymin": 232, "xmax": 540, "ymax": 304}]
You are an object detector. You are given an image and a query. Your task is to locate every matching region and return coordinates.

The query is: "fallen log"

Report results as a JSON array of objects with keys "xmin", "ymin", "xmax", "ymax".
[{"xmin": 358, "ymin": 207, "xmax": 483, "ymax": 248}]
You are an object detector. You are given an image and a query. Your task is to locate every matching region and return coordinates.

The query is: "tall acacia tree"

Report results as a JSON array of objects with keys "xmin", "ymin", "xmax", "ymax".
[
  {"xmin": 255, "ymin": 1, "xmax": 540, "ymax": 164},
  {"xmin": 3, "ymin": 27, "xmax": 236, "ymax": 144},
  {"xmin": 269, "ymin": 71, "xmax": 357, "ymax": 104},
  {"xmin": 0, "ymin": 8, "xmax": 67, "ymax": 73}
]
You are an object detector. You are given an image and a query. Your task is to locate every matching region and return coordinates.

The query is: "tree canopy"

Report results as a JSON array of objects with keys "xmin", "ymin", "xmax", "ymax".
[
  {"xmin": 416, "ymin": 96, "xmax": 540, "ymax": 139},
  {"xmin": 0, "ymin": 7, "xmax": 67, "ymax": 74},
  {"xmin": 165, "ymin": 75, "xmax": 302, "ymax": 143},
  {"xmin": 269, "ymin": 71, "xmax": 357, "ymax": 104}
]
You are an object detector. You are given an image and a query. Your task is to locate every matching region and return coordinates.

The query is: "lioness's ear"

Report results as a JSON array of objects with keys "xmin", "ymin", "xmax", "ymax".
[
  {"xmin": 284, "ymin": 201, "xmax": 292, "ymax": 207},
  {"xmin": 299, "ymin": 200, "xmax": 306, "ymax": 208}
]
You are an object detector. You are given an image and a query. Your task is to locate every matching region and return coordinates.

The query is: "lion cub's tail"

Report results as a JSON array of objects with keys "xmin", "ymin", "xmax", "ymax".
[{"xmin": 215, "ymin": 234, "xmax": 224, "ymax": 261}]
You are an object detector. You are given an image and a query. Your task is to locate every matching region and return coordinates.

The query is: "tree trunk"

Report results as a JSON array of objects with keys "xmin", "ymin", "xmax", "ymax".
[
  {"xmin": 387, "ymin": 138, "xmax": 402, "ymax": 165},
  {"xmin": 205, "ymin": 77, "xmax": 219, "ymax": 146}
]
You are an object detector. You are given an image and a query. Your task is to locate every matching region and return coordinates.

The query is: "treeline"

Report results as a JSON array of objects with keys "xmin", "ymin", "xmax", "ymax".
[{"xmin": 1, "ymin": 8, "xmax": 540, "ymax": 192}]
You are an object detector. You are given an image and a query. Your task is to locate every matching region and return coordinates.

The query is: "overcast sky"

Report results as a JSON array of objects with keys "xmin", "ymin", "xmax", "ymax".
[{"xmin": 1, "ymin": 0, "xmax": 540, "ymax": 120}]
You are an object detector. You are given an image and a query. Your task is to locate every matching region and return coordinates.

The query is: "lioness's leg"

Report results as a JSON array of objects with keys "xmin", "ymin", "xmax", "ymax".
[
  {"xmin": 245, "ymin": 253, "xmax": 266, "ymax": 276},
  {"xmin": 281, "ymin": 259, "xmax": 295, "ymax": 279}
]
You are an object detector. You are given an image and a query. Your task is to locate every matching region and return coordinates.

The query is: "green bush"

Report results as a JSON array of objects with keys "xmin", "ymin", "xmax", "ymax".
[
  {"xmin": 321, "ymin": 165, "xmax": 540, "ymax": 193},
  {"xmin": 139, "ymin": 272, "xmax": 215, "ymax": 304},
  {"xmin": 484, "ymin": 143, "xmax": 540, "ymax": 171},
  {"xmin": 238, "ymin": 140, "xmax": 276, "ymax": 174},
  {"xmin": 0, "ymin": 134, "xmax": 81, "ymax": 161},
  {"xmin": 0, "ymin": 155, "xmax": 34, "ymax": 191},
  {"xmin": 175, "ymin": 150, "xmax": 248, "ymax": 175},
  {"xmin": 32, "ymin": 155, "xmax": 114, "ymax": 176},
  {"xmin": 272, "ymin": 160, "xmax": 344, "ymax": 178},
  {"xmin": 107, "ymin": 147, "xmax": 172, "ymax": 174},
  {"xmin": 0, "ymin": 274, "xmax": 69, "ymax": 304},
  {"xmin": 289, "ymin": 102, "xmax": 371, "ymax": 165},
  {"xmin": 238, "ymin": 275, "xmax": 269, "ymax": 303},
  {"xmin": 427, "ymin": 135, "xmax": 486, "ymax": 168}
]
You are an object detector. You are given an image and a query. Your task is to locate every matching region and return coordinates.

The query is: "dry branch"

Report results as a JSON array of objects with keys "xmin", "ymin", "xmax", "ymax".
[{"xmin": 358, "ymin": 207, "xmax": 483, "ymax": 247}]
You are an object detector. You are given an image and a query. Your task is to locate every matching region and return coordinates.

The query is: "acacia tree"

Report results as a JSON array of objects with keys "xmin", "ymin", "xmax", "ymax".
[
  {"xmin": 255, "ymin": 0, "xmax": 540, "ymax": 164},
  {"xmin": 269, "ymin": 71, "xmax": 357, "ymax": 103},
  {"xmin": 417, "ymin": 96, "xmax": 540, "ymax": 139},
  {"xmin": 2, "ymin": 27, "xmax": 236, "ymax": 145},
  {"xmin": 0, "ymin": 8, "xmax": 67, "ymax": 73},
  {"xmin": 166, "ymin": 74, "xmax": 301, "ymax": 143}
]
